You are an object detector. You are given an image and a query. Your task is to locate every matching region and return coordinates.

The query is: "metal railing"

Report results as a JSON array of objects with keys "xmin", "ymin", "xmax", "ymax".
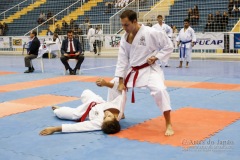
[
  {"xmin": 109, "ymin": 0, "xmax": 139, "ymax": 34},
  {"xmin": 143, "ymin": 0, "xmax": 171, "ymax": 22},
  {"xmin": 0, "ymin": 0, "xmax": 34, "ymax": 20}
]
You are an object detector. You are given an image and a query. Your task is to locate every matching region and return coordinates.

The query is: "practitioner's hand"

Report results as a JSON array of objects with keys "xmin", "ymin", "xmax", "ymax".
[
  {"xmin": 96, "ymin": 78, "xmax": 107, "ymax": 87},
  {"xmin": 147, "ymin": 56, "xmax": 158, "ymax": 65},
  {"xmin": 64, "ymin": 53, "xmax": 70, "ymax": 57},
  {"xmin": 117, "ymin": 83, "xmax": 126, "ymax": 91},
  {"xmin": 177, "ymin": 42, "xmax": 180, "ymax": 47},
  {"xmin": 75, "ymin": 52, "xmax": 80, "ymax": 56},
  {"xmin": 39, "ymin": 126, "xmax": 61, "ymax": 136},
  {"xmin": 191, "ymin": 42, "xmax": 195, "ymax": 47}
]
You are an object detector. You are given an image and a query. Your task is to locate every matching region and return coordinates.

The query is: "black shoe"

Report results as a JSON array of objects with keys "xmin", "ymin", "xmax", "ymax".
[
  {"xmin": 24, "ymin": 69, "xmax": 33, "ymax": 73},
  {"xmin": 165, "ymin": 65, "xmax": 170, "ymax": 67},
  {"xmin": 69, "ymin": 68, "xmax": 74, "ymax": 75},
  {"xmin": 73, "ymin": 68, "xmax": 77, "ymax": 75}
]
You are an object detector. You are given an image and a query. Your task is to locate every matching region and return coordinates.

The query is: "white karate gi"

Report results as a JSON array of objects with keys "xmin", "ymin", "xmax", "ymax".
[
  {"xmin": 176, "ymin": 27, "xmax": 196, "ymax": 62},
  {"xmin": 54, "ymin": 89, "xmax": 125, "ymax": 133},
  {"xmin": 114, "ymin": 24, "xmax": 173, "ymax": 112},
  {"xmin": 87, "ymin": 27, "xmax": 95, "ymax": 52},
  {"xmin": 152, "ymin": 23, "xmax": 173, "ymax": 66}
]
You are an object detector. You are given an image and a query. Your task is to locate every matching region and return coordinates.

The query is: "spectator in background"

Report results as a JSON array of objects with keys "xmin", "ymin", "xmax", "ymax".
[
  {"xmin": 62, "ymin": 20, "xmax": 69, "ymax": 33},
  {"xmin": 187, "ymin": 8, "xmax": 194, "ymax": 24},
  {"xmin": 84, "ymin": 16, "xmax": 90, "ymax": 24},
  {"xmin": 172, "ymin": 25, "xmax": 178, "ymax": 48},
  {"xmin": 93, "ymin": 25, "xmax": 103, "ymax": 55},
  {"xmin": 46, "ymin": 28, "xmax": 53, "ymax": 36},
  {"xmin": 222, "ymin": 11, "xmax": 229, "ymax": 31},
  {"xmin": 37, "ymin": 11, "xmax": 46, "ymax": 24},
  {"xmin": 69, "ymin": 19, "xmax": 75, "ymax": 30},
  {"xmin": 233, "ymin": 0, "xmax": 240, "ymax": 16},
  {"xmin": 2, "ymin": 22, "xmax": 8, "ymax": 35},
  {"xmin": 54, "ymin": 24, "xmax": 62, "ymax": 35},
  {"xmin": 228, "ymin": 0, "xmax": 235, "ymax": 17},
  {"xmin": 0, "ymin": 23, "xmax": 3, "ymax": 36},
  {"xmin": 105, "ymin": 2, "xmax": 113, "ymax": 13},
  {"xmin": 47, "ymin": 10, "xmax": 53, "ymax": 24},
  {"xmin": 74, "ymin": 26, "xmax": 85, "ymax": 54},
  {"xmin": 192, "ymin": 5, "xmax": 199, "ymax": 25},
  {"xmin": 146, "ymin": 19, "xmax": 153, "ymax": 27},
  {"xmin": 205, "ymin": 13, "xmax": 214, "ymax": 32},
  {"xmin": 87, "ymin": 25, "xmax": 95, "ymax": 52},
  {"xmin": 213, "ymin": 11, "xmax": 223, "ymax": 32}
]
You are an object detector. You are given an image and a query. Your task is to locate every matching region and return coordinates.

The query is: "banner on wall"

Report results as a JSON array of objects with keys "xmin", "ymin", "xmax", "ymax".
[
  {"xmin": 12, "ymin": 36, "xmax": 30, "ymax": 48},
  {"xmin": 11, "ymin": 36, "xmax": 54, "ymax": 48},
  {"xmin": 0, "ymin": 37, "xmax": 10, "ymax": 48},
  {"xmin": 104, "ymin": 35, "xmax": 122, "ymax": 49},
  {"xmin": 104, "ymin": 33, "xmax": 224, "ymax": 50},
  {"xmin": 193, "ymin": 32, "xmax": 224, "ymax": 49},
  {"xmin": 234, "ymin": 33, "xmax": 240, "ymax": 49}
]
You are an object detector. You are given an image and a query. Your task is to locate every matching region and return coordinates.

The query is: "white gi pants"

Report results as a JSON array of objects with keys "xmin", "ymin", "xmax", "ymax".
[
  {"xmin": 53, "ymin": 89, "xmax": 105, "ymax": 120},
  {"xmin": 179, "ymin": 47, "xmax": 192, "ymax": 62},
  {"xmin": 109, "ymin": 69, "xmax": 171, "ymax": 113}
]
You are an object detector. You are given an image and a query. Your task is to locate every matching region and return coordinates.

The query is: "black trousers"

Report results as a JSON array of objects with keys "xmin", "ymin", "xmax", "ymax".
[
  {"xmin": 60, "ymin": 54, "xmax": 84, "ymax": 70},
  {"xmin": 25, "ymin": 54, "xmax": 37, "ymax": 67}
]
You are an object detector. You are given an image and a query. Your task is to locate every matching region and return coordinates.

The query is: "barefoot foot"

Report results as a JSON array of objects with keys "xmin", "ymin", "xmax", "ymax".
[{"xmin": 165, "ymin": 124, "xmax": 174, "ymax": 136}]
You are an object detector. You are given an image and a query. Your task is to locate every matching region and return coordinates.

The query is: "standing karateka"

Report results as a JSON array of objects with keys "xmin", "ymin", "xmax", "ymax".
[
  {"xmin": 152, "ymin": 15, "xmax": 173, "ymax": 67},
  {"xmin": 39, "ymin": 88, "xmax": 126, "ymax": 136},
  {"xmin": 114, "ymin": 10, "xmax": 174, "ymax": 136},
  {"xmin": 176, "ymin": 19, "xmax": 196, "ymax": 68},
  {"xmin": 87, "ymin": 25, "xmax": 95, "ymax": 52}
]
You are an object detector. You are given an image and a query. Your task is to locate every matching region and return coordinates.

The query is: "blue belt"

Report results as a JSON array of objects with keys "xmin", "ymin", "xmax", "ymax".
[{"xmin": 180, "ymin": 40, "xmax": 192, "ymax": 58}]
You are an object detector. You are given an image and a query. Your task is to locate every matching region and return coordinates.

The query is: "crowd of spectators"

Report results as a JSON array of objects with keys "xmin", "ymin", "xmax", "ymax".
[
  {"xmin": 204, "ymin": 0, "xmax": 240, "ymax": 32},
  {"xmin": 187, "ymin": 5, "xmax": 199, "ymax": 25},
  {"xmin": 37, "ymin": 10, "xmax": 56, "ymax": 24}
]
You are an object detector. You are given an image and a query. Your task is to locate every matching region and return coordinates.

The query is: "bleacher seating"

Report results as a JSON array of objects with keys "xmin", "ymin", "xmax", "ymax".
[
  {"xmin": 3, "ymin": 0, "xmax": 78, "ymax": 36},
  {"xmin": 165, "ymin": 0, "xmax": 239, "ymax": 32},
  {"xmin": 0, "ymin": 0, "xmax": 24, "ymax": 14}
]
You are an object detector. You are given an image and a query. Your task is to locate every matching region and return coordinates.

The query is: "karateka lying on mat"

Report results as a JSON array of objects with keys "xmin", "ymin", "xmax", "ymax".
[{"xmin": 39, "ymin": 79, "xmax": 126, "ymax": 136}]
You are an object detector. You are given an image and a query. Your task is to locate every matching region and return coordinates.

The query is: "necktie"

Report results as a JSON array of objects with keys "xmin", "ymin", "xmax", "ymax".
[
  {"xmin": 79, "ymin": 102, "xmax": 97, "ymax": 122},
  {"xmin": 70, "ymin": 40, "xmax": 74, "ymax": 54}
]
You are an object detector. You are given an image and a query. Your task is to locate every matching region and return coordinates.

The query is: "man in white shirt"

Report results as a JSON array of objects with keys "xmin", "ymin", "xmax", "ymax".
[
  {"xmin": 60, "ymin": 30, "xmax": 84, "ymax": 75},
  {"xmin": 152, "ymin": 15, "xmax": 173, "ymax": 67},
  {"xmin": 176, "ymin": 19, "xmax": 196, "ymax": 68}
]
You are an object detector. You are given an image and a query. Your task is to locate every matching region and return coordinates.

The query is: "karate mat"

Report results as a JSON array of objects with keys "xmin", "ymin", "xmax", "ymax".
[
  {"xmin": 0, "ymin": 56, "xmax": 240, "ymax": 160},
  {"xmin": 0, "ymin": 71, "xmax": 17, "ymax": 76},
  {"xmin": 112, "ymin": 107, "xmax": 240, "ymax": 148}
]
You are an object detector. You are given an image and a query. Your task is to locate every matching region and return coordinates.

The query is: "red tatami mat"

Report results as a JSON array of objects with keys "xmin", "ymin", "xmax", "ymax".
[
  {"xmin": 0, "ymin": 94, "xmax": 79, "ymax": 118},
  {"xmin": 112, "ymin": 107, "xmax": 240, "ymax": 148}
]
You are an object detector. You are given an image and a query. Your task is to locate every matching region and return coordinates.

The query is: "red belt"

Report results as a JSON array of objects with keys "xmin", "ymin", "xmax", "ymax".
[{"xmin": 124, "ymin": 63, "xmax": 150, "ymax": 103}]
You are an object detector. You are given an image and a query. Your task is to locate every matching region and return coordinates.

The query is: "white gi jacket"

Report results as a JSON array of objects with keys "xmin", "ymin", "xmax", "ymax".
[
  {"xmin": 114, "ymin": 24, "xmax": 173, "ymax": 88},
  {"xmin": 176, "ymin": 27, "xmax": 196, "ymax": 49},
  {"xmin": 60, "ymin": 89, "xmax": 125, "ymax": 133},
  {"xmin": 152, "ymin": 23, "xmax": 173, "ymax": 38},
  {"xmin": 87, "ymin": 28, "xmax": 95, "ymax": 43},
  {"xmin": 94, "ymin": 29, "xmax": 103, "ymax": 41}
]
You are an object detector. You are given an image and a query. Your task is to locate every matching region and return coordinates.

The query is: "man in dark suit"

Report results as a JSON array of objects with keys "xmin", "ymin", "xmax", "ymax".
[
  {"xmin": 24, "ymin": 30, "xmax": 40, "ymax": 73},
  {"xmin": 60, "ymin": 30, "xmax": 84, "ymax": 75}
]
